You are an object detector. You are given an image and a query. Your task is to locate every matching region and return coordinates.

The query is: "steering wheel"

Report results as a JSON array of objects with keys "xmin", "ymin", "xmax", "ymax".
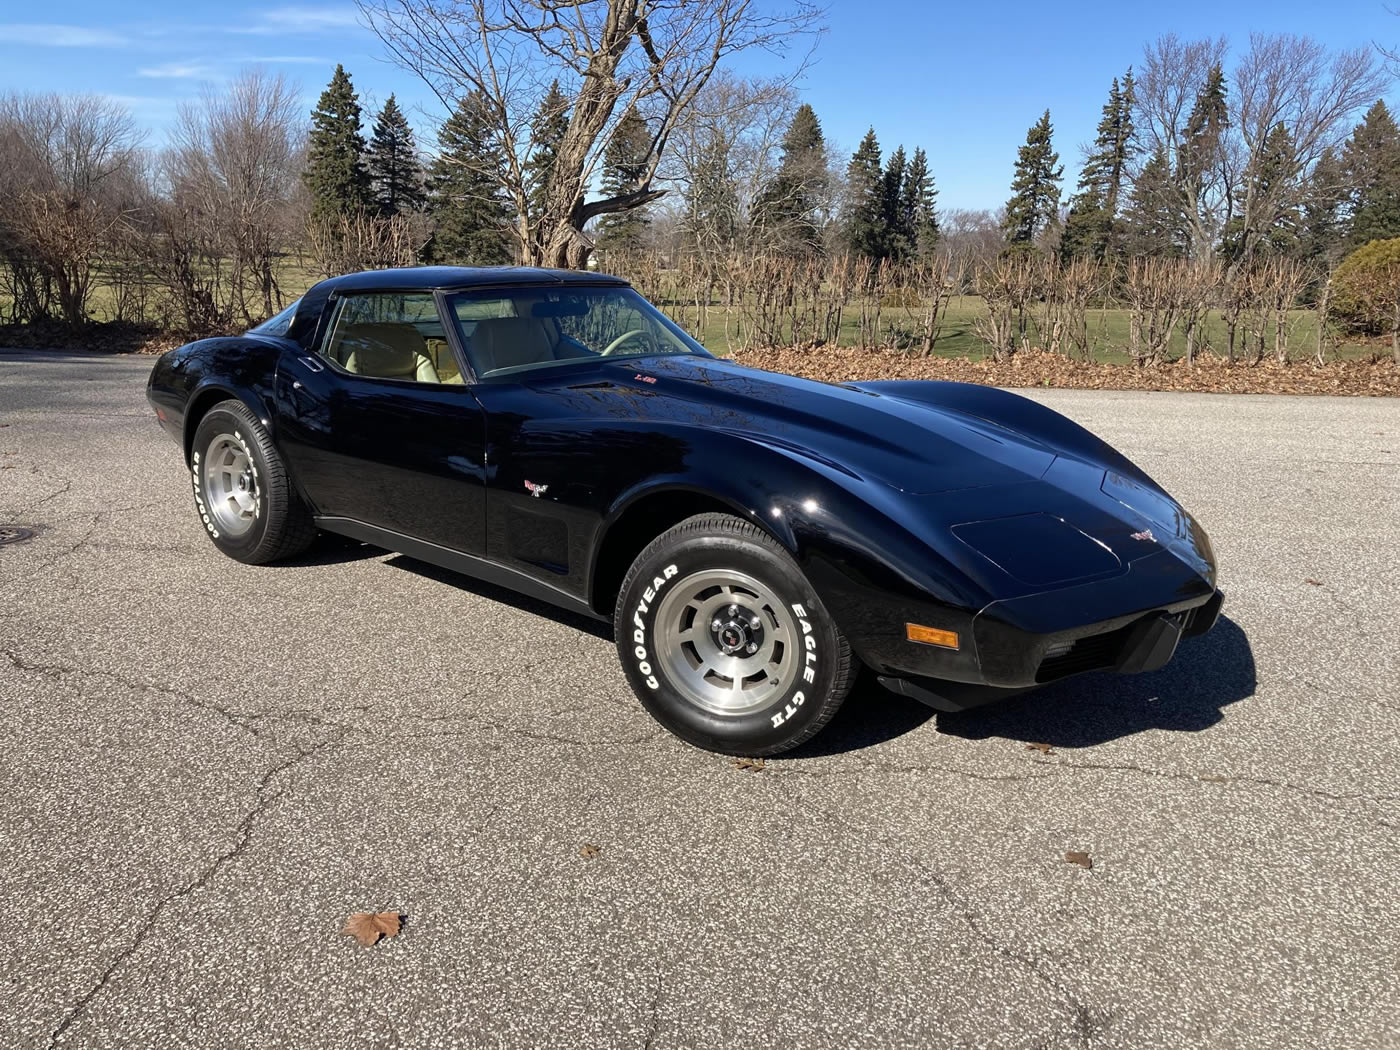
[{"xmin": 600, "ymin": 329, "xmax": 651, "ymax": 356}]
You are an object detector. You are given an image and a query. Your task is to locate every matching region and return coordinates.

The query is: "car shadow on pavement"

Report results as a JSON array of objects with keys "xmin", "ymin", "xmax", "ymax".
[
  {"xmin": 791, "ymin": 615, "xmax": 1255, "ymax": 758},
  {"xmin": 279, "ymin": 535, "xmax": 388, "ymax": 568},
  {"xmin": 935, "ymin": 615, "xmax": 1256, "ymax": 750},
  {"xmin": 385, "ymin": 555, "xmax": 614, "ymax": 640}
]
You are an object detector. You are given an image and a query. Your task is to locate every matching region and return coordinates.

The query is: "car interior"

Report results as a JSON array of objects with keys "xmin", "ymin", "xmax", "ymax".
[{"xmin": 316, "ymin": 288, "xmax": 691, "ymax": 385}]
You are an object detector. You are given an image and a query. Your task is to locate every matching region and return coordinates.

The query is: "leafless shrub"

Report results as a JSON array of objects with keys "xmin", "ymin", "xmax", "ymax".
[
  {"xmin": 307, "ymin": 211, "xmax": 428, "ymax": 279},
  {"xmin": 1124, "ymin": 257, "xmax": 1183, "ymax": 366},
  {"xmin": 973, "ymin": 254, "xmax": 1038, "ymax": 362}
]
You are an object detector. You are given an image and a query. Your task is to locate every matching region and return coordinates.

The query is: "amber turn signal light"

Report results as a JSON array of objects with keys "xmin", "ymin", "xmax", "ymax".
[{"xmin": 906, "ymin": 623, "xmax": 959, "ymax": 649}]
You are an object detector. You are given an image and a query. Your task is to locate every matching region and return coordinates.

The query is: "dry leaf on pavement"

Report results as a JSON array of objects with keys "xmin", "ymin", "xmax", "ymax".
[
  {"xmin": 342, "ymin": 911, "xmax": 401, "ymax": 946},
  {"xmin": 1025, "ymin": 742, "xmax": 1053, "ymax": 754},
  {"xmin": 579, "ymin": 843, "xmax": 601, "ymax": 859},
  {"xmin": 733, "ymin": 757, "xmax": 766, "ymax": 771},
  {"xmin": 1064, "ymin": 851, "xmax": 1093, "ymax": 870}
]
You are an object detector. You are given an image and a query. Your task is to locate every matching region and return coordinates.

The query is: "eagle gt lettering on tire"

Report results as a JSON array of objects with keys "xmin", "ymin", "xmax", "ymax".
[{"xmin": 614, "ymin": 512, "xmax": 857, "ymax": 756}]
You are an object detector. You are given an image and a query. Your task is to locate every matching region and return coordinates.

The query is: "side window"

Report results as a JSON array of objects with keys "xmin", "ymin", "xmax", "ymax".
[{"xmin": 319, "ymin": 293, "xmax": 461, "ymax": 384}]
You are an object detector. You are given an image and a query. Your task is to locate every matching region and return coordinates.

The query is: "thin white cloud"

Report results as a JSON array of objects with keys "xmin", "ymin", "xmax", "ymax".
[
  {"xmin": 232, "ymin": 6, "xmax": 361, "ymax": 34},
  {"xmin": 0, "ymin": 23, "xmax": 129, "ymax": 47},
  {"xmin": 138, "ymin": 61, "xmax": 222, "ymax": 79},
  {"xmin": 242, "ymin": 54, "xmax": 330, "ymax": 64}
]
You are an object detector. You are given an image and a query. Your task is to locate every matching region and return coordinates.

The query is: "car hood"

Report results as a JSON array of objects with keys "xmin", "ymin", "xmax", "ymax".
[{"xmin": 578, "ymin": 355, "xmax": 1060, "ymax": 495}]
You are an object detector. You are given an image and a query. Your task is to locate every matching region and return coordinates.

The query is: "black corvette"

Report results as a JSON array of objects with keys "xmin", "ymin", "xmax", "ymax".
[{"xmin": 147, "ymin": 266, "xmax": 1223, "ymax": 755}]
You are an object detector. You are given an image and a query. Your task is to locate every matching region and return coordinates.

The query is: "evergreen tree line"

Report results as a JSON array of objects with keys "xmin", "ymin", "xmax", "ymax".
[{"xmin": 1000, "ymin": 67, "xmax": 1400, "ymax": 271}]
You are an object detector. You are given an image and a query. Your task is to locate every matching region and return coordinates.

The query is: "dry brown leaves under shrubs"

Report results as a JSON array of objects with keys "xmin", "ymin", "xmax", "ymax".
[
  {"xmin": 732, "ymin": 345, "xmax": 1400, "ymax": 397},
  {"xmin": 0, "ymin": 321, "xmax": 189, "ymax": 355}
]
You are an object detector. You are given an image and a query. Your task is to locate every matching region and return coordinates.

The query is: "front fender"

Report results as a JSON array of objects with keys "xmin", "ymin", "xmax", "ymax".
[{"xmin": 595, "ymin": 430, "xmax": 991, "ymax": 683}]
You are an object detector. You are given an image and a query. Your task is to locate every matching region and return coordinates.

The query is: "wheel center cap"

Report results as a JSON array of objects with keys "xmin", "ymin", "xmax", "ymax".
[
  {"xmin": 237, "ymin": 471, "xmax": 252, "ymax": 493},
  {"xmin": 712, "ymin": 603, "xmax": 764, "ymax": 656}
]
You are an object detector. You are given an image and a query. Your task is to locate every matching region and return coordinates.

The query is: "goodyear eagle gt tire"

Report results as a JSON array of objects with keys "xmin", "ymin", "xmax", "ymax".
[
  {"xmin": 189, "ymin": 400, "xmax": 315, "ymax": 564},
  {"xmin": 615, "ymin": 513, "xmax": 857, "ymax": 755}
]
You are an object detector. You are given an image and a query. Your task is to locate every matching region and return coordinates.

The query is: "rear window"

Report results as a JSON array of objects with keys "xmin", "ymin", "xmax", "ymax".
[{"xmin": 247, "ymin": 299, "xmax": 299, "ymax": 337}]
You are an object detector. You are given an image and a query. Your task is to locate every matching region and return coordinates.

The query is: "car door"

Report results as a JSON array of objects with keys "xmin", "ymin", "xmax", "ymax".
[{"xmin": 272, "ymin": 289, "xmax": 488, "ymax": 556}]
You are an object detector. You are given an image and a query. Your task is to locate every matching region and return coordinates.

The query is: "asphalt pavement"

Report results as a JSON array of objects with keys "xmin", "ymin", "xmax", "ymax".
[{"xmin": 1, "ymin": 348, "xmax": 1397, "ymax": 1049}]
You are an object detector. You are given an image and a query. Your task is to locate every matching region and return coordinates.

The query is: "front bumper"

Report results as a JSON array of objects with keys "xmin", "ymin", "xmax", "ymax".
[{"xmin": 879, "ymin": 588, "xmax": 1224, "ymax": 713}]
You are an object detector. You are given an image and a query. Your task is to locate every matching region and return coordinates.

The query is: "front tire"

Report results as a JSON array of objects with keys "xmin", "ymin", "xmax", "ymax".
[
  {"xmin": 189, "ymin": 400, "xmax": 315, "ymax": 564},
  {"xmin": 615, "ymin": 513, "xmax": 857, "ymax": 755}
]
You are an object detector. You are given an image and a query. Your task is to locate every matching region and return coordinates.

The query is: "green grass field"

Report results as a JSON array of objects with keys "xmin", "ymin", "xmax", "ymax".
[
  {"xmin": 3, "ymin": 264, "xmax": 1377, "ymax": 365},
  {"xmin": 677, "ymin": 295, "xmax": 1374, "ymax": 364}
]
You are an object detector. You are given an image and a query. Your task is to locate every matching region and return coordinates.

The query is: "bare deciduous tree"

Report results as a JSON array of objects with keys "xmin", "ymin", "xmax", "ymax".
[
  {"xmin": 1135, "ymin": 33, "xmax": 1386, "ymax": 269},
  {"xmin": 0, "ymin": 92, "xmax": 143, "ymax": 325},
  {"xmin": 1228, "ymin": 34, "xmax": 1388, "ymax": 266},
  {"xmin": 164, "ymin": 71, "xmax": 303, "ymax": 326},
  {"xmin": 359, "ymin": 0, "xmax": 820, "ymax": 268}
]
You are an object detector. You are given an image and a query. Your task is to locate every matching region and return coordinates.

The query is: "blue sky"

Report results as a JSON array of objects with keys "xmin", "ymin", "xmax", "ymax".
[{"xmin": 1, "ymin": 1, "xmax": 1396, "ymax": 211}]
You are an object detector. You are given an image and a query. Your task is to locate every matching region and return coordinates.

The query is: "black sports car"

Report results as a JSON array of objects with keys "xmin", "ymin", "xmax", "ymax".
[{"xmin": 147, "ymin": 266, "xmax": 1223, "ymax": 755}]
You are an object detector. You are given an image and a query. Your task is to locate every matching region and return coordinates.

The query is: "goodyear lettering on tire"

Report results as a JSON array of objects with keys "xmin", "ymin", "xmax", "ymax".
[{"xmin": 633, "ymin": 563, "xmax": 679, "ymax": 689}]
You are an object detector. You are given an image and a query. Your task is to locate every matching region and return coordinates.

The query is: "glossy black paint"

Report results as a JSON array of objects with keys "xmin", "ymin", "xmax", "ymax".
[{"xmin": 147, "ymin": 266, "xmax": 1222, "ymax": 698}]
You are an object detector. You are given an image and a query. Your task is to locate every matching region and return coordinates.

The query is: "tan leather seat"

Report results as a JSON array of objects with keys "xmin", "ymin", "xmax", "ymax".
[
  {"xmin": 335, "ymin": 323, "xmax": 439, "ymax": 383},
  {"xmin": 469, "ymin": 317, "xmax": 556, "ymax": 375}
]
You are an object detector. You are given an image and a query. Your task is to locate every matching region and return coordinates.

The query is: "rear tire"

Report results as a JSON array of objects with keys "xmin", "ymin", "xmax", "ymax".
[
  {"xmin": 189, "ymin": 400, "xmax": 315, "ymax": 564},
  {"xmin": 615, "ymin": 513, "xmax": 857, "ymax": 756}
]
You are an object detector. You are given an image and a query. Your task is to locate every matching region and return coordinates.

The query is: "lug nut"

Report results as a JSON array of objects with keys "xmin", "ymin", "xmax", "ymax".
[
  {"xmin": 727, "ymin": 604, "xmax": 737, "ymax": 616},
  {"xmin": 746, "ymin": 641, "xmax": 759, "ymax": 653},
  {"xmin": 750, "ymin": 615, "xmax": 761, "ymax": 629},
  {"xmin": 711, "ymin": 618, "xmax": 722, "ymax": 631}
]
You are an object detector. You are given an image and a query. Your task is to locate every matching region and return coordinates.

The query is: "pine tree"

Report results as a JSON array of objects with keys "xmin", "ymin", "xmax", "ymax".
[
  {"xmin": 1342, "ymin": 100, "xmax": 1400, "ymax": 246},
  {"xmin": 1121, "ymin": 146, "xmax": 1183, "ymax": 257},
  {"xmin": 843, "ymin": 128, "xmax": 885, "ymax": 259},
  {"xmin": 1061, "ymin": 71, "xmax": 1135, "ymax": 261},
  {"xmin": 685, "ymin": 134, "xmax": 738, "ymax": 250},
  {"xmin": 425, "ymin": 92, "xmax": 513, "ymax": 265},
  {"xmin": 901, "ymin": 147, "xmax": 939, "ymax": 260},
  {"xmin": 303, "ymin": 64, "xmax": 370, "ymax": 222},
  {"xmin": 881, "ymin": 145, "xmax": 909, "ymax": 259},
  {"xmin": 751, "ymin": 104, "xmax": 827, "ymax": 253},
  {"xmin": 366, "ymin": 95, "xmax": 425, "ymax": 216},
  {"xmin": 1003, "ymin": 110, "xmax": 1063, "ymax": 250},
  {"xmin": 524, "ymin": 80, "xmax": 571, "ymax": 225},
  {"xmin": 1298, "ymin": 147, "xmax": 1348, "ymax": 265},
  {"xmin": 1223, "ymin": 121, "xmax": 1300, "ymax": 259},
  {"xmin": 595, "ymin": 107, "xmax": 651, "ymax": 256},
  {"xmin": 1179, "ymin": 64, "xmax": 1228, "ymax": 196}
]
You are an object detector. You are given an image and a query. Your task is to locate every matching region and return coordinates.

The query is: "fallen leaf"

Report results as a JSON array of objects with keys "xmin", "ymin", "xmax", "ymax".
[
  {"xmin": 1200, "ymin": 774, "xmax": 1229, "ymax": 783},
  {"xmin": 1304, "ymin": 578, "xmax": 1322, "ymax": 586},
  {"xmin": 342, "ymin": 911, "xmax": 401, "ymax": 946},
  {"xmin": 579, "ymin": 843, "xmax": 601, "ymax": 859},
  {"xmin": 1025, "ymin": 742, "xmax": 1053, "ymax": 754},
  {"xmin": 733, "ymin": 756, "xmax": 766, "ymax": 771},
  {"xmin": 1064, "ymin": 851, "xmax": 1093, "ymax": 870}
]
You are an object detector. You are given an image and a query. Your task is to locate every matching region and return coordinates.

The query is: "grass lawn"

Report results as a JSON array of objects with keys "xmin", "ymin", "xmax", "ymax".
[
  {"xmin": 3, "ymin": 263, "xmax": 1377, "ymax": 365},
  {"xmin": 677, "ymin": 295, "xmax": 1374, "ymax": 364}
]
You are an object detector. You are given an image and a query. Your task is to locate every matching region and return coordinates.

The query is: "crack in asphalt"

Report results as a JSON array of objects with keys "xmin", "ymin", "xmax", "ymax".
[
  {"xmin": 46, "ymin": 735, "xmax": 348, "ymax": 1047},
  {"xmin": 3, "ymin": 648, "xmax": 264, "ymax": 741},
  {"xmin": 640, "ymin": 970, "xmax": 663, "ymax": 1050},
  {"xmin": 908, "ymin": 857, "xmax": 1106, "ymax": 1049},
  {"xmin": 404, "ymin": 709, "xmax": 663, "ymax": 749},
  {"xmin": 761, "ymin": 752, "xmax": 1399, "ymax": 828},
  {"xmin": 1028, "ymin": 756, "xmax": 1400, "ymax": 812},
  {"xmin": 812, "ymin": 804, "xmax": 1107, "ymax": 1049}
]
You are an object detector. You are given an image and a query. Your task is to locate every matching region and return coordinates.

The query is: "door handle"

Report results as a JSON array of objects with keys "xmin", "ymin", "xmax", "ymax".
[{"xmin": 296, "ymin": 355, "xmax": 325, "ymax": 373}]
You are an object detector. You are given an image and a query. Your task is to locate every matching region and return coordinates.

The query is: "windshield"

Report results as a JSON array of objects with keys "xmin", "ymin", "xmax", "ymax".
[
  {"xmin": 247, "ymin": 299, "xmax": 299, "ymax": 337},
  {"xmin": 445, "ymin": 285, "xmax": 709, "ymax": 379}
]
